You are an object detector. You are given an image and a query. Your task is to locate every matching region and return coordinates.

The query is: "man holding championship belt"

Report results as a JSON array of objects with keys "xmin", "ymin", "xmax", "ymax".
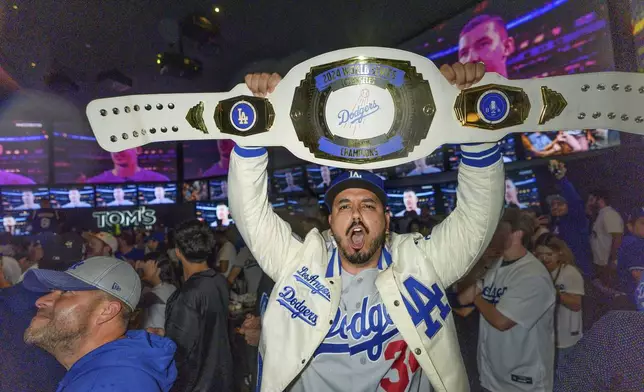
[{"xmin": 230, "ymin": 62, "xmax": 503, "ymax": 392}]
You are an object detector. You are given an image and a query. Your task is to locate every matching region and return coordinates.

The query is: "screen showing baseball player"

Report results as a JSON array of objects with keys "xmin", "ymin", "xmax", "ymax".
[
  {"xmin": 229, "ymin": 67, "xmax": 504, "ymax": 392},
  {"xmin": 195, "ymin": 201, "xmax": 234, "ymax": 228},
  {"xmin": 49, "ymin": 186, "xmax": 95, "ymax": 208},
  {"xmin": 95, "ymin": 185, "xmax": 138, "ymax": 207},
  {"xmin": 1, "ymin": 187, "xmax": 48, "ymax": 211},
  {"xmin": 138, "ymin": 183, "xmax": 177, "ymax": 205},
  {"xmin": 387, "ymin": 185, "xmax": 437, "ymax": 218},
  {"xmin": 401, "ymin": 0, "xmax": 620, "ymax": 161},
  {"xmin": 305, "ymin": 164, "xmax": 341, "ymax": 191},
  {"xmin": 272, "ymin": 167, "xmax": 306, "ymax": 194},
  {"xmin": 1, "ymin": 214, "xmax": 29, "ymax": 235},
  {"xmin": 53, "ymin": 122, "xmax": 177, "ymax": 183}
]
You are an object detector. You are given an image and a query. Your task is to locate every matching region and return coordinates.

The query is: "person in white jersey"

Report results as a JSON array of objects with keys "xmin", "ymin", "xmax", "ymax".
[
  {"xmin": 534, "ymin": 234, "xmax": 584, "ymax": 368},
  {"xmin": 231, "ymin": 64, "xmax": 504, "ymax": 392},
  {"xmin": 459, "ymin": 208, "xmax": 555, "ymax": 391}
]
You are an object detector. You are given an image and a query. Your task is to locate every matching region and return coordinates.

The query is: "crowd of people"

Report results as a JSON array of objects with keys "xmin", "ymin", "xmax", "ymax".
[{"xmin": 1, "ymin": 68, "xmax": 643, "ymax": 392}]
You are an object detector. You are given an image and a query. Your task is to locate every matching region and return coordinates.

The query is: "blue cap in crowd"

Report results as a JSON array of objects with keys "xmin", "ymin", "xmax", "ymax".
[
  {"xmin": 627, "ymin": 207, "xmax": 644, "ymax": 222},
  {"xmin": 145, "ymin": 232, "xmax": 165, "ymax": 243},
  {"xmin": 324, "ymin": 170, "xmax": 387, "ymax": 211}
]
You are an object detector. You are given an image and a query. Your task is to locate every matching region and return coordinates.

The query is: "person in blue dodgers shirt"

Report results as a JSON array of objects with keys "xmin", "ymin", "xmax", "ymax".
[
  {"xmin": 458, "ymin": 208, "xmax": 556, "ymax": 392},
  {"xmin": 230, "ymin": 63, "xmax": 504, "ymax": 392}
]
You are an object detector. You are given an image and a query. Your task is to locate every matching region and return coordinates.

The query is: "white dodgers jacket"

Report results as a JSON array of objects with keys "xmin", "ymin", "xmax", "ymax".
[{"xmin": 229, "ymin": 143, "xmax": 504, "ymax": 392}]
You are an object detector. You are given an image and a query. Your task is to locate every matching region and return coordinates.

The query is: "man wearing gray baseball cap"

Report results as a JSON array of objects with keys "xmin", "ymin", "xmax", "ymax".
[{"xmin": 22, "ymin": 256, "xmax": 178, "ymax": 392}]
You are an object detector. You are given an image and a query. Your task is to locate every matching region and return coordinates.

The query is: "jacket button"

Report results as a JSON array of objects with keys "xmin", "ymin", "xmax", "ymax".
[
  {"xmin": 329, "ymin": 320, "xmax": 333, "ymax": 325},
  {"xmin": 301, "ymin": 359, "xmax": 306, "ymax": 364},
  {"xmin": 329, "ymin": 280, "xmax": 334, "ymax": 284},
  {"xmin": 394, "ymin": 300, "xmax": 400, "ymax": 306},
  {"xmin": 414, "ymin": 348, "xmax": 422, "ymax": 355}
]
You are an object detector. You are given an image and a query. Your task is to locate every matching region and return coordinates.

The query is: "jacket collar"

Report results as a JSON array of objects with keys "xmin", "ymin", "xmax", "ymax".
[{"xmin": 324, "ymin": 246, "xmax": 392, "ymax": 278}]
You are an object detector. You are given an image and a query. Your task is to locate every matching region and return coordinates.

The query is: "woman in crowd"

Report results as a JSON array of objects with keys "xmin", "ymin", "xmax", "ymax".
[
  {"xmin": 136, "ymin": 252, "xmax": 178, "ymax": 333},
  {"xmin": 534, "ymin": 234, "xmax": 584, "ymax": 368}
]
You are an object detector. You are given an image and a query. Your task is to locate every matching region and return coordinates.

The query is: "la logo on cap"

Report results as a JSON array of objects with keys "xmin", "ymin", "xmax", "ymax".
[{"xmin": 349, "ymin": 171, "xmax": 362, "ymax": 178}]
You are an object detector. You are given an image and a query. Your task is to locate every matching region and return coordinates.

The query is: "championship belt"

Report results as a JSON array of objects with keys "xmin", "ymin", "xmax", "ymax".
[{"xmin": 86, "ymin": 47, "xmax": 644, "ymax": 169}]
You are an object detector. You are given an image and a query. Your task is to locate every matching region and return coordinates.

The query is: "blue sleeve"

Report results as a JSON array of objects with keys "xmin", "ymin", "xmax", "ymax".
[
  {"xmin": 558, "ymin": 178, "xmax": 585, "ymax": 219},
  {"xmin": 622, "ymin": 244, "xmax": 644, "ymax": 271},
  {"xmin": 66, "ymin": 368, "xmax": 165, "ymax": 392}
]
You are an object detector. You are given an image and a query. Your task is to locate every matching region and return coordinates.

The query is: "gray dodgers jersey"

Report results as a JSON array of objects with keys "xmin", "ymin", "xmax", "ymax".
[
  {"xmin": 478, "ymin": 253, "xmax": 556, "ymax": 392},
  {"xmin": 289, "ymin": 264, "xmax": 431, "ymax": 392}
]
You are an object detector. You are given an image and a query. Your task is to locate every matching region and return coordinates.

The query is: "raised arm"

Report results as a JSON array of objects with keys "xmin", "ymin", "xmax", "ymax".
[
  {"xmin": 228, "ymin": 147, "xmax": 303, "ymax": 281},
  {"xmin": 228, "ymin": 73, "xmax": 304, "ymax": 281},
  {"xmin": 417, "ymin": 143, "xmax": 504, "ymax": 287}
]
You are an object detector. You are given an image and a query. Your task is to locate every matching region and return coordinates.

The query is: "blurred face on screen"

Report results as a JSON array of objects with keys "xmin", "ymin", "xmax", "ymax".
[
  {"xmin": 220, "ymin": 180, "xmax": 228, "ymax": 196},
  {"xmin": 459, "ymin": 18, "xmax": 514, "ymax": 76},
  {"xmin": 403, "ymin": 191, "xmax": 418, "ymax": 210},
  {"xmin": 68, "ymin": 189, "xmax": 81, "ymax": 204},
  {"xmin": 216, "ymin": 204, "xmax": 229, "ymax": 220},
  {"xmin": 154, "ymin": 187, "xmax": 165, "ymax": 200},
  {"xmin": 329, "ymin": 188, "xmax": 389, "ymax": 267},
  {"xmin": 285, "ymin": 172, "xmax": 295, "ymax": 187},
  {"xmin": 110, "ymin": 148, "xmax": 140, "ymax": 168},
  {"xmin": 504, "ymin": 179, "xmax": 520, "ymax": 205},
  {"xmin": 22, "ymin": 191, "xmax": 35, "ymax": 206},
  {"xmin": 113, "ymin": 187, "xmax": 125, "ymax": 202},
  {"xmin": 321, "ymin": 166, "xmax": 331, "ymax": 184},
  {"xmin": 218, "ymin": 140, "xmax": 235, "ymax": 158}
]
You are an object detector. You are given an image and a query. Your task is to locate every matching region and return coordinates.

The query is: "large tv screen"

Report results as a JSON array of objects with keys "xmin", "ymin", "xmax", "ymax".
[
  {"xmin": 183, "ymin": 140, "xmax": 235, "ymax": 180},
  {"xmin": 53, "ymin": 122, "xmax": 177, "ymax": 183},
  {"xmin": 0, "ymin": 122, "xmax": 49, "ymax": 185},
  {"xmin": 401, "ymin": 0, "xmax": 619, "ymax": 158}
]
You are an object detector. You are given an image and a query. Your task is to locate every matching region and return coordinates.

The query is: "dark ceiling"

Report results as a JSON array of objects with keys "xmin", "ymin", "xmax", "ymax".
[{"xmin": 1, "ymin": 0, "xmax": 478, "ymax": 101}]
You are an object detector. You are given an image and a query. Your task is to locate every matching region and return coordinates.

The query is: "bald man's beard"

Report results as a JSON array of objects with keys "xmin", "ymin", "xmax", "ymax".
[
  {"xmin": 336, "ymin": 227, "xmax": 387, "ymax": 266},
  {"xmin": 24, "ymin": 308, "xmax": 91, "ymax": 357}
]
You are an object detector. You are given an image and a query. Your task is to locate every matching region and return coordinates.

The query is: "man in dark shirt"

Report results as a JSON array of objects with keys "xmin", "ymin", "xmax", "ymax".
[{"xmin": 164, "ymin": 220, "xmax": 232, "ymax": 392}]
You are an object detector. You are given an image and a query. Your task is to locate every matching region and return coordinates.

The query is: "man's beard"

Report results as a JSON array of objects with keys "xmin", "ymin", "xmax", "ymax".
[
  {"xmin": 337, "ymin": 225, "xmax": 387, "ymax": 266},
  {"xmin": 24, "ymin": 308, "xmax": 89, "ymax": 356}
]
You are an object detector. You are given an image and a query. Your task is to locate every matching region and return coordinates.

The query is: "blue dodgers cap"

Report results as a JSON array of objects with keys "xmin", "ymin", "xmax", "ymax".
[
  {"xmin": 627, "ymin": 206, "xmax": 644, "ymax": 222},
  {"xmin": 145, "ymin": 231, "xmax": 164, "ymax": 243},
  {"xmin": 23, "ymin": 256, "xmax": 141, "ymax": 311},
  {"xmin": 324, "ymin": 170, "xmax": 387, "ymax": 211}
]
